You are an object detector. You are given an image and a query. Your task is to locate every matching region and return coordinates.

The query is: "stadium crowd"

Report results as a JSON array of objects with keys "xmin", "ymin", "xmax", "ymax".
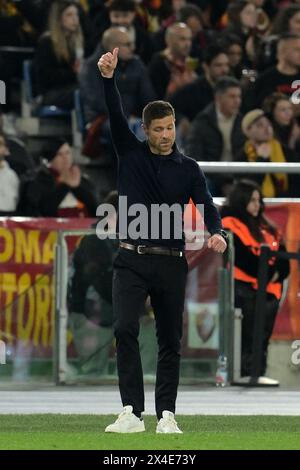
[{"xmin": 1, "ymin": 0, "xmax": 300, "ymax": 215}]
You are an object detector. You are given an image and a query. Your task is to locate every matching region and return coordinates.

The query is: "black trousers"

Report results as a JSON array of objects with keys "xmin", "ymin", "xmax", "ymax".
[
  {"xmin": 112, "ymin": 248, "xmax": 188, "ymax": 419},
  {"xmin": 235, "ymin": 281, "xmax": 279, "ymax": 377}
]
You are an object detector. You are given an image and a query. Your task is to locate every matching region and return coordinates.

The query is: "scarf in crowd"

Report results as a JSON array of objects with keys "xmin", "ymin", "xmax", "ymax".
[{"xmin": 244, "ymin": 138, "xmax": 288, "ymax": 197}]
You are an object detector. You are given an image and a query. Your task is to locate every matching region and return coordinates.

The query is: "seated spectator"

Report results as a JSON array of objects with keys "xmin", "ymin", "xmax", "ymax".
[
  {"xmin": 222, "ymin": 0, "xmax": 262, "ymax": 66},
  {"xmin": 221, "ymin": 179, "xmax": 290, "ymax": 385},
  {"xmin": 102, "ymin": 0, "xmax": 155, "ymax": 64},
  {"xmin": 148, "ymin": 22, "xmax": 198, "ymax": 99},
  {"xmin": 238, "ymin": 109, "xmax": 289, "ymax": 197},
  {"xmin": 169, "ymin": 44, "xmax": 230, "ymax": 124},
  {"xmin": 34, "ymin": 1, "xmax": 85, "ymax": 110},
  {"xmin": 20, "ymin": 139, "xmax": 98, "ymax": 217},
  {"xmin": 154, "ymin": 3, "xmax": 214, "ymax": 62},
  {"xmin": 80, "ymin": 25, "xmax": 155, "ymax": 124},
  {"xmin": 0, "ymin": 132, "xmax": 20, "ymax": 215},
  {"xmin": 185, "ymin": 76, "xmax": 245, "ymax": 195},
  {"xmin": 0, "ymin": 111, "xmax": 35, "ymax": 176},
  {"xmin": 217, "ymin": 33, "xmax": 244, "ymax": 79},
  {"xmin": 249, "ymin": 33, "xmax": 300, "ymax": 108},
  {"xmin": 79, "ymin": 26, "xmax": 156, "ymax": 156},
  {"xmin": 263, "ymin": 92, "xmax": 300, "ymax": 161},
  {"xmin": 256, "ymin": 5, "xmax": 300, "ymax": 71},
  {"xmin": 263, "ymin": 92, "xmax": 300, "ymax": 196}
]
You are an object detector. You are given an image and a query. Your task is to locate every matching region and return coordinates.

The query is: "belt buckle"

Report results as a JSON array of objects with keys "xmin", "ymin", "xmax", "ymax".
[{"xmin": 137, "ymin": 245, "xmax": 147, "ymax": 255}]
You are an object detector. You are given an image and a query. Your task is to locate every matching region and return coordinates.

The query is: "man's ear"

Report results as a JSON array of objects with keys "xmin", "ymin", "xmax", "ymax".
[{"xmin": 142, "ymin": 123, "xmax": 148, "ymax": 136}]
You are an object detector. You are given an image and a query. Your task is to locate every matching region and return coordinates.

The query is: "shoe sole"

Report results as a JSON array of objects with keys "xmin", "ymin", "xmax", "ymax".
[
  {"xmin": 156, "ymin": 430, "xmax": 183, "ymax": 434},
  {"xmin": 105, "ymin": 428, "xmax": 145, "ymax": 433}
]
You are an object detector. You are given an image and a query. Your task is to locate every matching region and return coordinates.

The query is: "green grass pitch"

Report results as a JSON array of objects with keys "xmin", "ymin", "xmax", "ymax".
[{"xmin": 0, "ymin": 415, "xmax": 299, "ymax": 450}]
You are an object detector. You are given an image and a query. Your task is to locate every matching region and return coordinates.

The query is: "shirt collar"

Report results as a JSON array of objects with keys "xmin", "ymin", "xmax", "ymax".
[{"xmin": 145, "ymin": 141, "xmax": 183, "ymax": 163}]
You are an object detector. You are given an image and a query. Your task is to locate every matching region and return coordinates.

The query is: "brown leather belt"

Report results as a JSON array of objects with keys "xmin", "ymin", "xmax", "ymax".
[{"xmin": 119, "ymin": 241, "xmax": 183, "ymax": 257}]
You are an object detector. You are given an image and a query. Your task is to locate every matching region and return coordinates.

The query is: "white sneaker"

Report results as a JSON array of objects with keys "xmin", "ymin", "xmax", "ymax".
[
  {"xmin": 105, "ymin": 405, "xmax": 145, "ymax": 433},
  {"xmin": 156, "ymin": 411, "xmax": 183, "ymax": 434},
  {"xmin": 258, "ymin": 376, "xmax": 279, "ymax": 386}
]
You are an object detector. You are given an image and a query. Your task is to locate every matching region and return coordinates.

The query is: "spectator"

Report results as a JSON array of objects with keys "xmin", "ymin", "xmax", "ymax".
[
  {"xmin": 104, "ymin": 0, "xmax": 154, "ymax": 64},
  {"xmin": 0, "ymin": 111, "xmax": 35, "ymax": 176},
  {"xmin": 185, "ymin": 76, "xmax": 245, "ymax": 195},
  {"xmin": 34, "ymin": 1, "xmax": 84, "ymax": 110},
  {"xmin": 238, "ymin": 109, "xmax": 289, "ymax": 197},
  {"xmin": 80, "ymin": 26, "xmax": 156, "ymax": 158},
  {"xmin": 223, "ymin": 0, "xmax": 259, "ymax": 65},
  {"xmin": 222, "ymin": 179, "xmax": 290, "ymax": 385},
  {"xmin": 263, "ymin": 92, "xmax": 300, "ymax": 160},
  {"xmin": 257, "ymin": 5, "xmax": 300, "ymax": 70},
  {"xmin": 20, "ymin": 139, "xmax": 98, "ymax": 217},
  {"xmin": 0, "ymin": 132, "xmax": 20, "ymax": 215},
  {"xmin": 154, "ymin": 3, "xmax": 214, "ymax": 61},
  {"xmin": 170, "ymin": 44, "xmax": 230, "ymax": 123},
  {"xmin": 250, "ymin": 33, "xmax": 300, "ymax": 108},
  {"xmin": 81, "ymin": 26, "xmax": 155, "ymax": 122},
  {"xmin": 263, "ymin": 92, "xmax": 300, "ymax": 196},
  {"xmin": 148, "ymin": 22, "xmax": 198, "ymax": 99},
  {"xmin": 218, "ymin": 33, "xmax": 244, "ymax": 79}
]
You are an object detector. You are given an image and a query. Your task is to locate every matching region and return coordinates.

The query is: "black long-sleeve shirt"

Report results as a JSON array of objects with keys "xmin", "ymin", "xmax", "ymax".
[{"xmin": 102, "ymin": 76, "xmax": 222, "ymax": 249}]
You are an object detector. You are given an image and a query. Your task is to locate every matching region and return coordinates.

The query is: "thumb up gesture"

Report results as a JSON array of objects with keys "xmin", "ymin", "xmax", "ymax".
[{"xmin": 97, "ymin": 47, "xmax": 119, "ymax": 78}]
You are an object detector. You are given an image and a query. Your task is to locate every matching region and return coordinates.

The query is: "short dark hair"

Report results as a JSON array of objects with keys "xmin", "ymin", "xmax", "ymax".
[
  {"xmin": 109, "ymin": 0, "xmax": 136, "ymax": 12},
  {"xmin": 142, "ymin": 101, "xmax": 175, "ymax": 128},
  {"xmin": 214, "ymin": 76, "xmax": 241, "ymax": 95},
  {"xmin": 203, "ymin": 43, "xmax": 227, "ymax": 65},
  {"xmin": 177, "ymin": 4, "xmax": 203, "ymax": 23},
  {"xmin": 271, "ymin": 5, "xmax": 300, "ymax": 35},
  {"xmin": 278, "ymin": 32, "xmax": 300, "ymax": 44},
  {"xmin": 217, "ymin": 33, "xmax": 243, "ymax": 50}
]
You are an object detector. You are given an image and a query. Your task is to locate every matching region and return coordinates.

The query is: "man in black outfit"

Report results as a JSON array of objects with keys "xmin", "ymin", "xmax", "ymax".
[{"xmin": 98, "ymin": 48, "xmax": 227, "ymax": 434}]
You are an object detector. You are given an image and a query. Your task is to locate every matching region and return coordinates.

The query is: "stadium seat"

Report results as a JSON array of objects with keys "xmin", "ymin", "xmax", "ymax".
[{"xmin": 22, "ymin": 60, "xmax": 71, "ymax": 119}]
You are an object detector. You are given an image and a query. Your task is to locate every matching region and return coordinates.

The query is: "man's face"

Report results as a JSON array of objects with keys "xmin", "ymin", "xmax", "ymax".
[
  {"xmin": 109, "ymin": 10, "xmax": 135, "ymax": 28},
  {"xmin": 216, "ymin": 87, "xmax": 242, "ymax": 117},
  {"xmin": 113, "ymin": 31, "xmax": 135, "ymax": 60},
  {"xmin": 0, "ymin": 136, "xmax": 9, "ymax": 161},
  {"xmin": 168, "ymin": 26, "xmax": 192, "ymax": 58},
  {"xmin": 50, "ymin": 143, "xmax": 73, "ymax": 173},
  {"xmin": 206, "ymin": 53, "xmax": 230, "ymax": 82},
  {"xmin": 227, "ymin": 43, "xmax": 243, "ymax": 67},
  {"xmin": 143, "ymin": 115, "xmax": 176, "ymax": 155},
  {"xmin": 278, "ymin": 39, "xmax": 300, "ymax": 68},
  {"xmin": 247, "ymin": 116, "xmax": 273, "ymax": 142}
]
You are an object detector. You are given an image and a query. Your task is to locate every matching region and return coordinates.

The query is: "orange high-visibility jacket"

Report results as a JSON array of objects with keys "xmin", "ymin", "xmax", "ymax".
[{"xmin": 222, "ymin": 216, "xmax": 282, "ymax": 299}]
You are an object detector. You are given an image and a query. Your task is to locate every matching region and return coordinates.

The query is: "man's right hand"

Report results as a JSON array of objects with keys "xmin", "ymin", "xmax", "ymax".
[{"xmin": 98, "ymin": 47, "xmax": 119, "ymax": 78}]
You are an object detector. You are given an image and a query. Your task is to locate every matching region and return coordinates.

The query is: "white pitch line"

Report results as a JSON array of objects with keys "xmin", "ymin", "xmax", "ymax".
[{"xmin": 0, "ymin": 388, "xmax": 300, "ymax": 415}]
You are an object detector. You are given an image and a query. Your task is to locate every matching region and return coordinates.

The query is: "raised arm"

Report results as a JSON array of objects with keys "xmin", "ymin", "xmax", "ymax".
[{"xmin": 97, "ymin": 47, "xmax": 138, "ymax": 155}]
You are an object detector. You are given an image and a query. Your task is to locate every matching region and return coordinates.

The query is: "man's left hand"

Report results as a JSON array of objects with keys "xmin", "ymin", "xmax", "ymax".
[{"xmin": 207, "ymin": 234, "xmax": 227, "ymax": 253}]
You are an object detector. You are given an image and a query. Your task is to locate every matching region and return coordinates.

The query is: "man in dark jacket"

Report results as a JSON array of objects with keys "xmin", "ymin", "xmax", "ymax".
[
  {"xmin": 98, "ymin": 47, "xmax": 227, "ymax": 434},
  {"xmin": 185, "ymin": 76, "xmax": 245, "ymax": 195},
  {"xmin": 79, "ymin": 26, "xmax": 156, "ymax": 126},
  {"xmin": 169, "ymin": 44, "xmax": 230, "ymax": 122}
]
